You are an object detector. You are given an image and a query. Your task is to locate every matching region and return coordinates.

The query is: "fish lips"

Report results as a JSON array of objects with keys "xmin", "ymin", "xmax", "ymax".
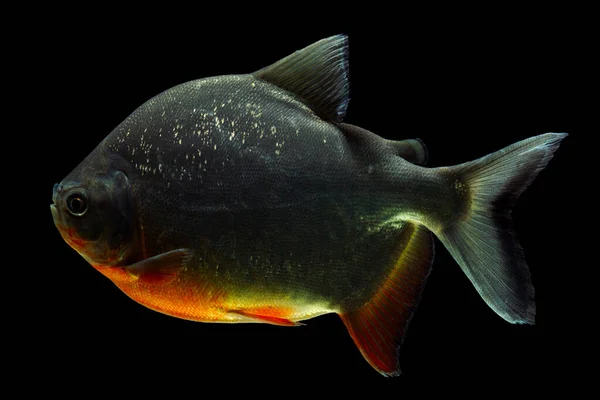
[
  {"xmin": 50, "ymin": 203, "xmax": 59, "ymax": 225},
  {"xmin": 50, "ymin": 202, "xmax": 71, "ymax": 245}
]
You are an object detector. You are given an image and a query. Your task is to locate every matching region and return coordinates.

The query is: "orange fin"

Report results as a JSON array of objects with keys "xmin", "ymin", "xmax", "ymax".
[
  {"xmin": 340, "ymin": 223, "xmax": 433, "ymax": 376},
  {"xmin": 125, "ymin": 248, "xmax": 194, "ymax": 284},
  {"xmin": 229, "ymin": 309, "xmax": 303, "ymax": 327}
]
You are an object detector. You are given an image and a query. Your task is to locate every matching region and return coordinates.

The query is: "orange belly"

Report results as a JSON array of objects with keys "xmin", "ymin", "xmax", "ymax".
[{"xmin": 93, "ymin": 265, "xmax": 333, "ymax": 324}]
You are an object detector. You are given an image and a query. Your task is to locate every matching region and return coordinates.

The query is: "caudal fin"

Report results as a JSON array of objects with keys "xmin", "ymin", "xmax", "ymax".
[{"xmin": 437, "ymin": 133, "xmax": 567, "ymax": 324}]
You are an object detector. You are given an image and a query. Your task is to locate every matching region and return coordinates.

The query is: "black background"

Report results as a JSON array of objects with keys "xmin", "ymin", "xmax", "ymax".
[{"xmin": 27, "ymin": 5, "xmax": 589, "ymax": 395}]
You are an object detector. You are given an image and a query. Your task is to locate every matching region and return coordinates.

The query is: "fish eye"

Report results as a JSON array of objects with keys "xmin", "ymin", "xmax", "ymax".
[{"xmin": 66, "ymin": 192, "xmax": 88, "ymax": 217}]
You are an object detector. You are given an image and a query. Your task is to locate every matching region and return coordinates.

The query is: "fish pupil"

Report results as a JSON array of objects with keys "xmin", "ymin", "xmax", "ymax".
[{"xmin": 67, "ymin": 193, "xmax": 87, "ymax": 216}]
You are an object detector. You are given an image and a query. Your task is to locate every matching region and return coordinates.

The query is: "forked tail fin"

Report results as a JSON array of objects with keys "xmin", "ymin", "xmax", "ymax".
[{"xmin": 437, "ymin": 133, "xmax": 567, "ymax": 324}]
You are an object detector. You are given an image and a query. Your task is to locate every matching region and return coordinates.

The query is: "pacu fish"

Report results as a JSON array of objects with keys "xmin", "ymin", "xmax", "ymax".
[{"xmin": 51, "ymin": 35, "xmax": 566, "ymax": 376}]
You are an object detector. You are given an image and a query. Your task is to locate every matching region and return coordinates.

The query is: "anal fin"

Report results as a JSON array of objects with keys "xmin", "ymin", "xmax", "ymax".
[{"xmin": 339, "ymin": 223, "xmax": 434, "ymax": 376}]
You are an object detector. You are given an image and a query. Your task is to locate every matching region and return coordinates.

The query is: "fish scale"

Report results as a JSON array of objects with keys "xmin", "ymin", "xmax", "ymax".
[{"xmin": 51, "ymin": 35, "xmax": 566, "ymax": 376}]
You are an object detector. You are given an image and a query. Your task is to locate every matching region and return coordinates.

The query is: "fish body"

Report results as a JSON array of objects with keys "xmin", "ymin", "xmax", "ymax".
[{"xmin": 51, "ymin": 35, "xmax": 566, "ymax": 376}]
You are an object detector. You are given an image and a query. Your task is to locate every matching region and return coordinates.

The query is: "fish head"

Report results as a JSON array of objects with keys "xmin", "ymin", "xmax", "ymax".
[{"xmin": 51, "ymin": 167, "xmax": 136, "ymax": 267}]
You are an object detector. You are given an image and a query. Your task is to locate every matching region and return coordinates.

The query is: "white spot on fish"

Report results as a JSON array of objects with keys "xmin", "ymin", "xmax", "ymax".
[
  {"xmin": 179, "ymin": 139, "xmax": 182, "ymax": 145},
  {"xmin": 271, "ymin": 126, "xmax": 277, "ymax": 134},
  {"xmin": 246, "ymin": 103, "xmax": 262, "ymax": 118}
]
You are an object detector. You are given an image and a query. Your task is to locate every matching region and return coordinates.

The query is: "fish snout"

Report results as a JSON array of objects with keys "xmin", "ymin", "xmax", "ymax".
[
  {"xmin": 52, "ymin": 183, "xmax": 62, "ymax": 205},
  {"xmin": 51, "ymin": 183, "xmax": 65, "ymax": 228}
]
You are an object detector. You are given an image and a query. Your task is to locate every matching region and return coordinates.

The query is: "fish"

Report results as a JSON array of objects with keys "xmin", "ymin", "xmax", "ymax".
[{"xmin": 50, "ymin": 34, "xmax": 566, "ymax": 376}]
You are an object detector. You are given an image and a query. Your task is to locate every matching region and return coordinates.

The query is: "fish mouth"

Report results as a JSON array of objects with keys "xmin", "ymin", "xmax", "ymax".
[
  {"xmin": 51, "ymin": 183, "xmax": 63, "ymax": 226},
  {"xmin": 50, "ymin": 203, "xmax": 59, "ymax": 224}
]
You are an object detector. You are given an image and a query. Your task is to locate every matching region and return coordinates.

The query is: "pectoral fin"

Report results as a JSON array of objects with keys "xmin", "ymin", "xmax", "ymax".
[{"xmin": 125, "ymin": 248, "xmax": 194, "ymax": 284}]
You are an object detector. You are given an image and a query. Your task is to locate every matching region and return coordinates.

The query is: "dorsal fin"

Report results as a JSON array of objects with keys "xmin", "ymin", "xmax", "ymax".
[{"xmin": 254, "ymin": 35, "xmax": 350, "ymax": 122}]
